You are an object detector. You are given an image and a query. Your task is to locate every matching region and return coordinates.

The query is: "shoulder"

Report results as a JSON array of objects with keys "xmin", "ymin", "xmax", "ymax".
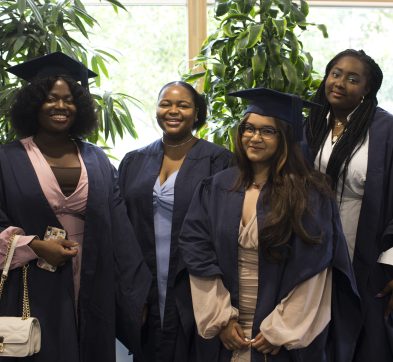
[
  {"xmin": 374, "ymin": 107, "xmax": 393, "ymax": 121},
  {"xmin": 78, "ymin": 140, "xmax": 107, "ymax": 159},
  {"xmin": 196, "ymin": 139, "xmax": 231, "ymax": 154},
  {"xmin": 370, "ymin": 107, "xmax": 393, "ymax": 140},
  {"xmin": 120, "ymin": 139, "xmax": 162, "ymax": 166},
  {"xmin": 190, "ymin": 139, "xmax": 232, "ymax": 160},
  {"xmin": 187, "ymin": 139, "xmax": 234, "ymax": 169},
  {"xmin": 77, "ymin": 141, "xmax": 116, "ymax": 174},
  {"xmin": 202, "ymin": 167, "xmax": 239, "ymax": 190},
  {"xmin": 0, "ymin": 140, "xmax": 24, "ymax": 156}
]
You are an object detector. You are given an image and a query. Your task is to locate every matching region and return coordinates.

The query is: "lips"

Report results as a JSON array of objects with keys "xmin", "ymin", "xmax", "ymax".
[
  {"xmin": 248, "ymin": 145, "xmax": 264, "ymax": 151},
  {"xmin": 50, "ymin": 114, "xmax": 69, "ymax": 123},
  {"xmin": 329, "ymin": 89, "xmax": 346, "ymax": 98},
  {"xmin": 164, "ymin": 118, "xmax": 182, "ymax": 126}
]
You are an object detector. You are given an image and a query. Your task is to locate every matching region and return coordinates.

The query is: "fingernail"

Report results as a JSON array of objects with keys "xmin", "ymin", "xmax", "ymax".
[
  {"xmin": 375, "ymin": 293, "xmax": 384, "ymax": 298},
  {"xmin": 250, "ymin": 339, "xmax": 255, "ymax": 342},
  {"xmin": 244, "ymin": 338, "xmax": 250, "ymax": 342}
]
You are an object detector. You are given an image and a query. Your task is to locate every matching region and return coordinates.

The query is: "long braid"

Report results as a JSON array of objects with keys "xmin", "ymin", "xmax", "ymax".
[{"xmin": 305, "ymin": 49, "xmax": 383, "ymax": 192}]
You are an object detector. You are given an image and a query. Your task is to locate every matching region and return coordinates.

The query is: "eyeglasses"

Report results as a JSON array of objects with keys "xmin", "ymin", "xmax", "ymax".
[{"xmin": 239, "ymin": 123, "xmax": 279, "ymax": 140}]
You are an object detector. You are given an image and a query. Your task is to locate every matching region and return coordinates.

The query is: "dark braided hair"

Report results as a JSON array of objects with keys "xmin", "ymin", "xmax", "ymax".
[{"xmin": 305, "ymin": 49, "xmax": 383, "ymax": 193}]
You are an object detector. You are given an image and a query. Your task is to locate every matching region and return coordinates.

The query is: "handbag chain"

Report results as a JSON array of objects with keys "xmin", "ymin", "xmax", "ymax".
[
  {"xmin": 0, "ymin": 234, "xmax": 15, "ymax": 299},
  {"xmin": 22, "ymin": 265, "xmax": 31, "ymax": 319},
  {"xmin": 0, "ymin": 234, "xmax": 31, "ymax": 319}
]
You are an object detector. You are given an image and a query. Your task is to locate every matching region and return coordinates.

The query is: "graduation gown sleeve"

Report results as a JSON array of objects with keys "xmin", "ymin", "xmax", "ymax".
[
  {"xmin": 0, "ymin": 227, "xmax": 37, "ymax": 269},
  {"xmin": 180, "ymin": 168, "xmax": 361, "ymax": 362},
  {"xmin": 107, "ymin": 164, "xmax": 152, "ymax": 359},
  {"xmin": 189, "ymin": 275, "xmax": 238, "ymax": 339},
  {"xmin": 260, "ymin": 268, "xmax": 332, "ymax": 349}
]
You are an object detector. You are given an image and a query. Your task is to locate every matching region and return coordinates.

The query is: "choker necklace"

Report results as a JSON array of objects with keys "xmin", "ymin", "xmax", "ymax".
[{"xmin": 161, "ymin": 135, "xmax": 194, "ymax": 148}]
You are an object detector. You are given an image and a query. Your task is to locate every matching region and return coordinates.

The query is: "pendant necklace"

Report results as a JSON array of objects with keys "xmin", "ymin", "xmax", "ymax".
[
  {"xmin": 332, "ymin": 119, "xmax": 346, "ymax": 144},
  {"xmin": 251, "ymin": 179, "xmax": 267, "ymax": 189}
]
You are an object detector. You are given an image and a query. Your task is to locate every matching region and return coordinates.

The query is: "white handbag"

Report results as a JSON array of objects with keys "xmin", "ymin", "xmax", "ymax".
[{"xmin": 0, "ymin": 234, "xmax": 41, "ymax": 357}]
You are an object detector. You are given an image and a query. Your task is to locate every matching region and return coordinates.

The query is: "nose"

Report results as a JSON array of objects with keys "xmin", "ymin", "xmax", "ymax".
[
  {"xmin": 334, "ymin": 76, "xmax": 345, "ymax": 89},
  {"xmin": 250, "ymin": 130, "xmax": 263, "ymax": 140},
  {"xmin": 54, "ymin": 99, "xmax": 66, "ymax": 108},
  {"xmin": 168, "ymin": 105, "xmax": 179, "ymax": 114}
]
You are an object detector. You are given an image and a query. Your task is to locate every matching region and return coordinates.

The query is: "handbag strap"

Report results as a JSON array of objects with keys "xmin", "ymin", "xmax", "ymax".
[
  {"xmin": 0, "ymin": 234, "xmax": 18, "ymax": 299},
  {"xmin": 0, "ymin": 234, "xmax": 31, "ymax": 319}
]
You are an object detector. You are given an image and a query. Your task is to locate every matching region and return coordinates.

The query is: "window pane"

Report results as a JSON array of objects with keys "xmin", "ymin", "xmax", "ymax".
[
  {"xmin": 84, "ymin": 4, "xmax": 187, "ymax": 160},
  {"xmin": 206, "ymin": 4, "xmax": 393, "ymax": 113},
  {"xmin": 301, "ymin": 6, "xmax": 393, "ymax": 113}
]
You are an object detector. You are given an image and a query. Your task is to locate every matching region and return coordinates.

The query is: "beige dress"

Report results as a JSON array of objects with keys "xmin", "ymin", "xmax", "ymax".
[{"xmin": 190, "ymin": 214, "xmax": 332, "ymax": 361}]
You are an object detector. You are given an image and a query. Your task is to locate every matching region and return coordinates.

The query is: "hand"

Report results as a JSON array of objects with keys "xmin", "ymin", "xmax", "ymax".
[
  {"xmin": 142, "ymin": 304, "xmax": 148, "ymax": 325},
  {"xmin": 218, "ymin": 319, "xmax": 250, "ymax": 351},
  {"xmin": 30, "ymin": 238, "xmax": 78, "ymax": 267},
  {"xmin": 376, "ymin": 279, "xmax": 393, "ymax": 318},
  {"xmin": 252, "ymin": 332, "xmax": 280, "ymax": 355}
]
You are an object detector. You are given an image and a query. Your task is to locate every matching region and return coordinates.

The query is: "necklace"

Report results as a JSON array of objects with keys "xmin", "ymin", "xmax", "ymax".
[
  {"xmin": 251, "ymin": 180, "xmax": 267, "ymax": 189},
  {"xmin": 161, "ymin": 135, "xmax": 194, "ymax": 148},
  {"xmin": 332, "ymin": 119, "xmax": 346, "ymax": 144}
]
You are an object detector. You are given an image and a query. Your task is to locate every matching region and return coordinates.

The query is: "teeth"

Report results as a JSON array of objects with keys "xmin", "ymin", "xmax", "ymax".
[{"xmin": 51, "ymin": 115, "xmax": 67, "ymax": 121}]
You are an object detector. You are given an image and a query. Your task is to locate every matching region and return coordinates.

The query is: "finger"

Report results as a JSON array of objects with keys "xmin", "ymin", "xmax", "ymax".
[
  {"xmin": 223, "ymin": 341, "xmax": 234, "ymax": 351},
  {"xmin": 252, "ymin": 332, "xmax": 264, "ymax": 343},
  {"xmin": 232, "ymin": 324, "xmax": 249, "ymax": 348},
  {"xmin": 252, "ymin": 340, "xmax": 264, "ymax": 350},
  {"xmin": 61, "ymin": 249, "xmax": 78, "ymax": 259},
  {"xmin": 251, "ymin": 333, "xmax": 265, "ymax": 349},
  {"xmin": 232, "ymin": 335, "xmax": 248, "ymax": 349},
  {"xmin": 234, "ymin": 323, "xmax": 245, "ymax": 339},
  {"xmin": 384, "ymin": 294, "xmax": 393, "ymax": 318},
  {"xmin": 376, "ymin": 280, "xmax": 393, "ymax": 297},
  {"xmin": 271, "ymin": 347, "xmax": 281, "ymax": 355},
  {"xmin": 61, "ymin": 240, "xmax": 79, "ymax": 248}
]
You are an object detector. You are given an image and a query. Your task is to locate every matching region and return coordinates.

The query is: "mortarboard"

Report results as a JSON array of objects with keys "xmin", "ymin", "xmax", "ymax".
[
  {"xmin": 228, "ymin": 87, "xmax": 320, "ymax": 141},
  {"xmin": 7, "ymin": 52, "xmax": 97, "ymax": 88}
]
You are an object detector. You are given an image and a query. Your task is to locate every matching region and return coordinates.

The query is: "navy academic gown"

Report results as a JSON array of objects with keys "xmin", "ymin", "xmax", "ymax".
[
  {"xmin": 179, "ymin": 167, "xmax": 362, "ymax": 362},
  {"xmin": 0, "ymin": 140, "xmax": 151, "ymax": 362},
  {"xmin": 346, "ymin": 108, "xmax": 393, "ymax": 361},
  {"xmin": 118, "ymin": 138, "xmax": 233, "ymax": 362}
]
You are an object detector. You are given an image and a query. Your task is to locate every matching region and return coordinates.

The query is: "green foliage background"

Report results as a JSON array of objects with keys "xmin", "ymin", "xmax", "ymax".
[
  {"xmin": 185, "ymin": 0, "xmax": 327, "ymax": 149},
  {"xmin": 0, "ymin": 0, "xmax": 139, "ymax": 147}
]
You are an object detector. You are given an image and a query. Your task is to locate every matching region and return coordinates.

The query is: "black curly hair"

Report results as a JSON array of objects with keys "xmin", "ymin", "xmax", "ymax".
[
  {"xmin": 10, "ymin": 75, "xmax": 97, "ymax": 138},
  {"xmin": 157, "ymin": 81, "xmax": 207, "ymax": 130},
  {"xmin": 305, "ymin": 49, "xmax": 383, "ymax": 192}
]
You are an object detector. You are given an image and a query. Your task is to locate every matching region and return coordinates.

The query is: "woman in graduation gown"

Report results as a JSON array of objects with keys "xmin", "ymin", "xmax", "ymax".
[
  {"xmin": 179, "ymin": 87, "xmax": 362, "ymax": 362},
  {"xmin": 118, "ymin": 81, "xmax": 233, "ymax": 362},
  {"xmin": 305, "ymin": 49, "xmax": 393, "ymax": 361},
  {"xmin": 0, "ymin": 52, "xmax": 151, "ymax": 362}
]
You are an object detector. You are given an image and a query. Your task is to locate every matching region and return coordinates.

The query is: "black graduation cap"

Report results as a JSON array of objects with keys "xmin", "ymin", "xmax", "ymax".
[
  {"xmin": 228, "ymin": 87, "xmax": 319, "ymax": 141},
  {"xmin": 7, "ymin": 52, "xmax": 97, "ymax": 88}
]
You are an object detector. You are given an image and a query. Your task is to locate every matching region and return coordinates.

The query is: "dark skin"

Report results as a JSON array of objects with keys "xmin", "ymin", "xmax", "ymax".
[
  {"xmin": 28, "ymin": 79, "xmax": 79, "ymax": 266},
  {"xmin": 326, "ymin": 58, "xmax": 393, "ymax": 317},
  {"xmin": 156, "ymin": 84, "xmax": 198, "ymax": 183}
]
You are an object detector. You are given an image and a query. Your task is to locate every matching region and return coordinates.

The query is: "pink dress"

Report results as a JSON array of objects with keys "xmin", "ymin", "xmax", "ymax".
[{"xmin": 0, "ymin": 137, "xmax": 88, "ymax": 303}]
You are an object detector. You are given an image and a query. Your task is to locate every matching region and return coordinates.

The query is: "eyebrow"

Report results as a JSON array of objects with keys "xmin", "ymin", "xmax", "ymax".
[
  {"xmin": 332, "ymin": 66, "xmax": 361, "ymax": 77},
  {"xmin": 160, "ymin": 98, "xmax": 192, "ymax": 104}
]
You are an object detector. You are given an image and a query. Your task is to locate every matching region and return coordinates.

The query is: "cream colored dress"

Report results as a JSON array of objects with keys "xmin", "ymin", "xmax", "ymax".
[{"xmin": 190, "ymin": 214, "xmax": 332, "ymax": 361}]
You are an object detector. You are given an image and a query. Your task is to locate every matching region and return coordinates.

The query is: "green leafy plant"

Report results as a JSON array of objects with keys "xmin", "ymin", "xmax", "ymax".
[
  {"xmin": 184, "ymin": 0, "xmax": 327, "ymax": 149},
  {"xmin": 0, "ymin": 0, "xmax": 140, "ymax": 146}
]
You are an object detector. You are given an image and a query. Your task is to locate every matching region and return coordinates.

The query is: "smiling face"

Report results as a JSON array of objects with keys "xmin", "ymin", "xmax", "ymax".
[
  {"xmin": 37, "ymin": 79, "xmax": 76, "ymax": 135},
  {"xmin": 156, "ymin": 84, "xmax": 197, "ymax": 142},
  {"xmin": 325, "ymin": 56, "xmax": 370, "ymax": 118},
  {"xmin": 241, "ymin": 113, "xmax": 280, "ymax": 166}
]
